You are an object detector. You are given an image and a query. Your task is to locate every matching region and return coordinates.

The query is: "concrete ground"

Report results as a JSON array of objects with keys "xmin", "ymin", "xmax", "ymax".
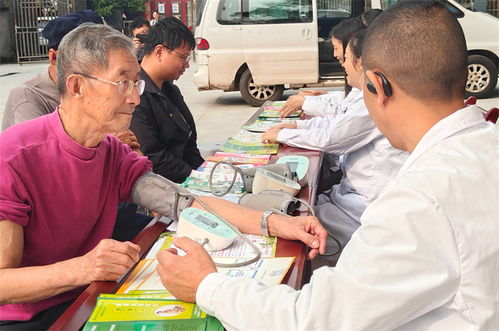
[{"xmin": 1, "ymin": 61, "xmax": 498, "ymax": 146}]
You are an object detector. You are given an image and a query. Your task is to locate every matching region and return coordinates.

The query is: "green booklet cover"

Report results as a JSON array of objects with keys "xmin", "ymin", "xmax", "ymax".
[
  {"xmin": 242, "ymin": 118, "xmax": 297, "ymax": 133},
  {"xmin": 219, "ymin": 137, "xmax": 279, "ymax": 155},
  {"xmin": 83, "ymin": 295, "xmax": 223, "ymax": 331},
  {"xmin": 259, "ymin": 108, "xmax": 301, "ymax": 118}
]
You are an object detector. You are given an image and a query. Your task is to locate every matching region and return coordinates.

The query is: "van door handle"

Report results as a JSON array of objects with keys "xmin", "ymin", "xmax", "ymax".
[{"xmin": 307, "ymin": 29, "xmax": 312, "ymax": 40}]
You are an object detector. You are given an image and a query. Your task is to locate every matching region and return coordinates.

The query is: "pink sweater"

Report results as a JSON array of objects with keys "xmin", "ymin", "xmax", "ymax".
[{"xmin": 0, "ymin": 111, "xmax": 152, "ymax": 321}]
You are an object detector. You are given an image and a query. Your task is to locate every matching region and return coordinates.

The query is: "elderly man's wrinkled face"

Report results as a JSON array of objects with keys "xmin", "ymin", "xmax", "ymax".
[{"xmin": 83, "ymin": 51, "xmax": 141, "ymax": 133}]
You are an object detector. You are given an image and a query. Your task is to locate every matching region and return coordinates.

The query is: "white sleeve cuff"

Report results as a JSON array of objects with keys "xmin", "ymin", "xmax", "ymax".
[
  {"xmin": 277, "ymin": 128, "xmax": 294, "ymax": 144},
  {"xmin": 196, "ymin": 272, "xmax": 228, "ymax": 315}
]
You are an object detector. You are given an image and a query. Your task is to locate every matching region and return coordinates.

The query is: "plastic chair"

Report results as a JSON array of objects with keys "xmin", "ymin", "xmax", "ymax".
[
  {"xmin": 465, "ymin": 96, "xmax": 477, "ymax": 106},
  {"xmin": 484, "ymin": 107, "xmax": 499, "ymax": 124}
]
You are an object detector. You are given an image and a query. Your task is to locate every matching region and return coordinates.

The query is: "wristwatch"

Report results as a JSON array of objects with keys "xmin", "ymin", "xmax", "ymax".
[{"xmin": 260, "ymin": 210, "xmax": 274, "ymax": 236}]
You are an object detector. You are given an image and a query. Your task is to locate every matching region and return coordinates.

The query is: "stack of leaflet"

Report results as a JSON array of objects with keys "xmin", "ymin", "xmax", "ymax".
[
  {"xmin": 242, "ymin": 100, "xmax": 302, "ymax": 133},
  {"xmin": 258, "ymin": 103, "xmax": 302, "ymax": 119},
  {"xmin": 206, "ymin": 152, "xmax": 271, "ymax": 165},
  {"xmin": 218, "ymin": 137, "xmax": 279, "ymax": 154},
  {"xmin": 181, "ymin": 161, "xmax": 254, "ymax": 196}
]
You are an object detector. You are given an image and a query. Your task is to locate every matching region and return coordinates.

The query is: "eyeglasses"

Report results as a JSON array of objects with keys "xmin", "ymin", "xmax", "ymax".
[
  {"xmin": 75, "ymin": 73, "xmax": 145, "ymax": 96},
  {"xmin": 162, "ymin": 45, "xmax": 191, "ymax": 63}
]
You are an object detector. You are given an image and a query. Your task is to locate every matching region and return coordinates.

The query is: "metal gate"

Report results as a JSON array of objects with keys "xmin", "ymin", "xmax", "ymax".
[{"xmin": 13, "ymin": 0, "xmax": 76, "ymax": 63}]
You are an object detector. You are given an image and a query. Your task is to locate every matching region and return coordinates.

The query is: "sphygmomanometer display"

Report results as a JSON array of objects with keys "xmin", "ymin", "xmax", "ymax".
[{"xmin": 195, "ymin": 214, "xmax": 219, "ymax": 229}]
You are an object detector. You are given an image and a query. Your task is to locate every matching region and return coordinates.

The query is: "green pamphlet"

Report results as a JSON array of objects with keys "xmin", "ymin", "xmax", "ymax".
[
  {"xmin": 219, "ymin": 137, "xmax": 279, "ymax": 155},
  {"xmin": 83, "ymin": 295, "xmax": 223, "ymax": 331}
]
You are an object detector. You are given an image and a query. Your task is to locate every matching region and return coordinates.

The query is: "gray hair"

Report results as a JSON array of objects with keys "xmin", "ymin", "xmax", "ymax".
[{"xmin": 56, "ymin": 23, "xmax": 135, "ymax": 96}]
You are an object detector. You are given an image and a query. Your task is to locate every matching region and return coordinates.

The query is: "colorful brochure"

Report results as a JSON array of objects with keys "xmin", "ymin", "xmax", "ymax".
[
  {"xmin": 83, "ymin": 296, "xmax": 223, "ymax": 331},
  {"xmin": 232, "ymin": 130, "xmax": 264, "ymax": 143},
  {"xmin": 242, "ymin": 118, "xmax": 297, "ymax": 133},
  {"xmin": 259, "ymin": 108, "xmax": 302, "ymax": 118},
  {"xmin": 219, "ymin": 137, "xmax": 279, "ymax": 154},
  {"xmin": 206, "ymin": 152, "xmax": 271, "ymax": 165},
  {"xmin": 259, "ymin": 100, "xmax": 301, "ymax": 118},
  {"xmin": 181, "ymin": 177, "xmax": 245, "ymax": 194},
  {"xmin": 261, "ymin": 100, "xmax": 286, "ymax": 110},
  {"xmin": 182, "ymin": 161, "xmax": 255, "ymax": 194},
  {"xmin": 144, "ymin": 233, "xmax": 277, "ymax": 260}
]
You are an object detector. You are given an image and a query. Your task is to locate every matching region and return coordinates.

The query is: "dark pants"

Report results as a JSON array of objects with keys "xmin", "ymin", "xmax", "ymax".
[
  {"xmin": 0, "ymin": 300, "xmax": 73, "ymax": 330},
  {"xmin": 112, "ymin": 202, "xmax": 153, "ymax": 242},
  {"xmin": 316, "ymin": 153, "xmax": 343, "ymax": 195}
]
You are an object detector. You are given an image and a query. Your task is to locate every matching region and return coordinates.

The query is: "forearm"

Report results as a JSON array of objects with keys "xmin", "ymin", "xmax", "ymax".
[
  {"xmin": 0, "ymin": 256, "xmax": 88, "ymax": 305},
  {"xmin": 191, "ymin": 197, "xmax": 266, "ymax": 235},
  {"xmin": 192, "ymin": 197, "xmax": 288, "ymax": 237},
  {"xmin": 277, "ymin": 128, "xmax": 326, "ymax": 151}
]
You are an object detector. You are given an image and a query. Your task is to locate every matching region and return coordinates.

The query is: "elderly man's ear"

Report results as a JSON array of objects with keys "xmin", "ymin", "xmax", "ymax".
[{"xmin": 65, "ymin": 74, "xmax": 85, "ymax": 98}]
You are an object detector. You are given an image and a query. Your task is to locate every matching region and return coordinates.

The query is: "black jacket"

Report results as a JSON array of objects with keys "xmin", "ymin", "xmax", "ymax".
[{"xmin": 130, "ymin": 69, "xmax": 204, "ymax": 183}]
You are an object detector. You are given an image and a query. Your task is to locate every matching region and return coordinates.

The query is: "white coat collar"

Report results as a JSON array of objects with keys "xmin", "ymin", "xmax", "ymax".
[{"xmin": 398, "ymin": 105, "xmax": 487, "ymax": 175}]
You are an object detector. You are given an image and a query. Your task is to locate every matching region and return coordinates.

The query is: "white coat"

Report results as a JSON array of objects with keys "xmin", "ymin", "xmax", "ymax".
[
  {"xmin": 197, "ymin": 106, "xmax": 499, "ymax": 330},
  {"xmin": 302, "ymin": 89, "xmax": 358, "ymax": 117}
]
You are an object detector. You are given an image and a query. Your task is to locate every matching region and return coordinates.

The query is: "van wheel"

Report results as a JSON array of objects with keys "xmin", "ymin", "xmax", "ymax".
[
  {"xmin": 239, "ymin": 69, "xmax": 284, "ymax": 107},
  {"xmin": 466, "ymin": 55, "xmax": 498, "ymax": 98}
]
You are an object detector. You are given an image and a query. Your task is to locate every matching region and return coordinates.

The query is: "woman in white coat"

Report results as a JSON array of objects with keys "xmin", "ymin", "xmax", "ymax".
[
  {"xmin": 279, "ymin": 18, "xmax": 366, "ymax": 118},
  {"xmin": 263, "ymin": 30, "xmax": 407, "ymax": 263}
]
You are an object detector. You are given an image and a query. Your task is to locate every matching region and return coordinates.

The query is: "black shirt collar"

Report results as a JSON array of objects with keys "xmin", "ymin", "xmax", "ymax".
[{"xmin": 140, "ymin": 67, "xmax": 167, "ymax": 95}]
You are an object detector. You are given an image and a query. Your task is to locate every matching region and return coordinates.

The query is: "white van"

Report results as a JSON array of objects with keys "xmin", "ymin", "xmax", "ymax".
[{"xmin": 193, "ymin": 0, "xmax": 499, "ymax": 106}]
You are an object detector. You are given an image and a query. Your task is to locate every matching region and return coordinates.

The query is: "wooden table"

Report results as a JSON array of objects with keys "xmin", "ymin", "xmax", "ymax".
[{"xmin": 50, "ymin": 105, "xmax": 322, "ymax": 331}]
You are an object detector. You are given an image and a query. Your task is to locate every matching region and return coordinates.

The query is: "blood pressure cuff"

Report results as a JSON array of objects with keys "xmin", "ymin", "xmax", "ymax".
[{"xmin": 131, "ymin": 171, "xmax": 194, "ymax": 220}]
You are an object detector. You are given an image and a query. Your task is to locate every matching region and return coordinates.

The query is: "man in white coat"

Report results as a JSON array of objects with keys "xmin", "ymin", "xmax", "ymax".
[{"xmin": 156, "ymin": 1, "xmax": 499, "ymax": 329}]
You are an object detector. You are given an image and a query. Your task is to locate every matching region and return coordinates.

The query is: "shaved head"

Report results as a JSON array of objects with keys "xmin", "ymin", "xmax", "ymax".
[{"xmin": 363, "ymin": 1, "xmax": 467, "ymax": 102}]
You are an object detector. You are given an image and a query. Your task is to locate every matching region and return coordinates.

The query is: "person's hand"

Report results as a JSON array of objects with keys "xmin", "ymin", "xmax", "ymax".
[
  {"xmin": 132, "ymin": 37, "xmax": 143, "ymax": 50},
  {"xmin": 76, "ymin": 239, "xmax": 140, "ymax": 283},
  {"xmin": 279, "ymin": 95, "xmax": 305, "ymax": 118},
  {"xmin": 261, "ymin": 121, "xmax": 297, "ymax": 144},
  {"xmin": 261, "ymin": 126, "xmax": 282, "ymax": 144},
  {"xmin": 156, "ymin": 237, "xmax": 217, "ymax": 302},
  {"xmin": 269, "ymin": 215, "xmax": 327, "ymax": 259},
  {"xmin": 113, "ymin": 130, "xmax": 142, "ymax": 155}
]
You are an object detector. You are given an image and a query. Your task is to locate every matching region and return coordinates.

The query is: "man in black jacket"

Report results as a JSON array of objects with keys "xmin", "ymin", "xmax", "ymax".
[{"xmin": 130, "ymin": 17, "xmax": 204, "ymax": 183}]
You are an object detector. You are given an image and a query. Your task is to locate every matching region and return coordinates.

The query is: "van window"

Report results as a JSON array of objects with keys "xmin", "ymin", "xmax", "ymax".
[
  {"xmin": 244, "ymin": 0, "xmax": 313, "ymax": 24},
  {"xmin": 318, "ymin": 0, "xmax": 352, "ymax": 18},
  {"xmin": 380, "ymin": 0, "xmax": 397, "ymax": 9},
  {"xmin": 217, "ymin": 0, "xmax": 242, "ymax": 24},
  {"xmin": 196, "ymin": 0, "xmax": 208, "ymax": 26}
]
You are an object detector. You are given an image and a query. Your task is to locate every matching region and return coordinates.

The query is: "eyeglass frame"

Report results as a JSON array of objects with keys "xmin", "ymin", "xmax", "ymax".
[
  {"xmin": 74, "ymin": 72, "xmax": 145, "ymax": 96},
  {"xmin": 161, "ymin": 45, "xmax": 191, "ymax": 63}
]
